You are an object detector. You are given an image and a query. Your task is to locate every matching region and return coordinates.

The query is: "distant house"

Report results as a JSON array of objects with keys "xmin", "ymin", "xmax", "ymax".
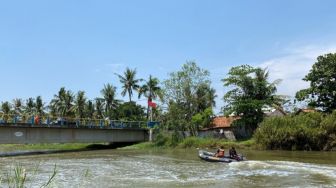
[
  {"xmin": 198, "ymin": 116, "xmax": 239, "ymax": 141},
  {"xmin": 295, "ymin": 108, "xmax": 317, "ymax": 115},
  {"xmin": 210, "ymin": 116, "xmax": 239, "ymax": 129},
  {"xmin": 198, "ymin": 107, "xmax": 287, "ymax": 140},
  {"xmin": 263, "ymin": 108, "xmax": 287, "ymax": 117}
]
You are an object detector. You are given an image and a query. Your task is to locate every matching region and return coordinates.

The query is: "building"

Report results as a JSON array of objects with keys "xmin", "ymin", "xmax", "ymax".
[
  {"xmin": 295, "ymin": 108, "xmax": 317, "ymax": 115},
  {"xmin": 198, "ymin": 116, "xmax": 239, "ymax": 141},
  {"xmin": 263, "ymin": 108, "xmax": 287, "ymax": 117}
]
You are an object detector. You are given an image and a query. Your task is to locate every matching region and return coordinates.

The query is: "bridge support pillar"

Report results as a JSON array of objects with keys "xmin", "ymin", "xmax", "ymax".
[{"xmin": 149, "ymin": 128, "xmax": 153, "ymax": 142}]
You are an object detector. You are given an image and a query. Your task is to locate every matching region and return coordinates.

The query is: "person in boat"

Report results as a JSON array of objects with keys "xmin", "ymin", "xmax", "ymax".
[
  {"xmin": 214, "ymin": 146, "xmax": 225, "ymax": 158},
  {"xmin": 229, "ymin": 147, "xmax": 238, "ymax": 159}
]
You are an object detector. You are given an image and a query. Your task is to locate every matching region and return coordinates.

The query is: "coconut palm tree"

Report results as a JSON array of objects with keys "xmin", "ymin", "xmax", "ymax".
[
  {"xmin": 94, "ymin": 98, "xmax": 104, "ymax": 119},
  {"xmin": 1, "ymin": 101, "xmax": 12, "ymax": 122},
  {"xmin": 254, "ymin": 68, "xmax": 283, "ymax": 105},
  {"xmin": 206, "ymin": 87, "xmax": 217, "ymax": 109},
  {"xmin": 73, "ymin": 91, "xmax": 87, "ymax": 119},
  {"xmin": 138, "ymin": 75, "xmax": 162, "ymax": 119},
  {"xmin": 195, "ymin": 84, "xmax": 217, "ymax": 112},
  {"xmin": 85, "ymin": 100, "xmax": 95, "ymax": 119},
  {"xmin": 50, "ymin": 87, "xmax": 74, "ymax": 117},
  {"xmin": 116, "ymin": 67, "xmax": 142, "ymax": 102},
  {"xmin": 24, "ymin": 98, "xmax": 36, "ymax": 116},
  {"xmin": 13, "ymin": 98, "xmax": 23, "ymax": 116},
  {"xmin": 36, "ymin": 96, "xmax": 46, "ymax": 116},
  {"xmin": 50, "ymin": 87, "xmax": 66, "ymax": 117},
  {"xmin": 100, "ymin": 84, "xmax": 120, "ymax": 119}
]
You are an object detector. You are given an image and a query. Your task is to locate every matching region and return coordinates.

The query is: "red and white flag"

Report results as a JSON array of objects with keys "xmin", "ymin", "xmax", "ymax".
[{"xmin": 148, "ymin": 98, "xmax": 157, "ymax": 108}]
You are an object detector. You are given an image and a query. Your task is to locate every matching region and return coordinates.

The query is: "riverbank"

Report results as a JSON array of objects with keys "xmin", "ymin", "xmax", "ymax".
[
  {"xmin": 124, "ymin": 137, "xmax": 256, "ymax": 150},
  {"xmin": 0, "ymin": 143, "xmax": 91, "ymax": 152}
]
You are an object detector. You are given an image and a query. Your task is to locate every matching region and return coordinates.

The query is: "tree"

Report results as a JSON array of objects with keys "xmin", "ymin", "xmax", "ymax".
[
  {"xmin": 195, "ymin": 83, "xmax": 217, "ymax": 112},
  {"xmin": 13, "ymin": 98, "xmax": 23, "ymax": 116},
  {"xmin": 116, "ymin": 101, "xmax": 145, "ymax": 121},
  {"xmin": 138, "ymin": 75, "xmax": 162, "ymax": 119},
  {"xmin": 49, "ymin": 87, "xmax": 74, "ymax": 117},
  {"xmin": 296, "ymin": 53, "xmax": 336, "ymax": 112},
  {"xmin": 1, "ymin": 101, "xmax": 12, "ymax": 122},
  {"xmin": 73, "ymin": 91, "xmax": 87, "ymax": 119},
  {"xmin": 222, "ymin": 65, "xmax": 282, "ymax": 134},
  {"xmin": 85, "ymin": 100, "xmax": 95, "ymax": 119},
  {"xmin": 100, "ymin": 84, "xmax": 119, "ymax": 119},
  {"xmin": 116, "ymin": 67, "xmax": 142, "ymax": 102},
  {"xmin": 36, "ymin": 96, "xmax": 45, "ymax": 116},
  {"xmin": 94, "ymin": 98, "xmax": 104, "ymax": 119},
  {"xmin": 25, "ymin": 98, "xmax": 36, "ymax": 115},
  {"xmin": 162, "ymin": 62, "xmax": 215, "ymax": 134},
  {"xmin": 191, "ymin": 107, "xmax": 213, "ymax": 131}
]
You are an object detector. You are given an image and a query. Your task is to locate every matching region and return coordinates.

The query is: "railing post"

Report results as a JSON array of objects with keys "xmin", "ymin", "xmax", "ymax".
[
  {"xmin": 47, "ymin": 117, "xmax": 50, "ymax": 127},
  {"xmin": 31, "ymin": 115, "xmax": 34, "ymax": 125},
  {"xmin": 100, "ymin": 120, "xmax": 103, "ymax": 128}
]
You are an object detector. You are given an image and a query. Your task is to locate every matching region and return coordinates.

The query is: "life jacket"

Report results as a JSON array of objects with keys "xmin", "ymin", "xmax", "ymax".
[
  {"xmin": 34, "ymin": 116, "xmax": 40, "ymax": 125},
  {"xmin": 217, "ymin": 149, "xmax": 225, "ymax": 157}
]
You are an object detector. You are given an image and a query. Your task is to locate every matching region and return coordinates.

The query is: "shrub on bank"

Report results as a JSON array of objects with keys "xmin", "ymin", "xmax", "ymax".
[
  {"xmin": 254, "ymin": 111, "xmax": 336, "ymax": 151},
  {"xmin": 151, "ymin": 130, "xmax": 254, "ymax": 149}
]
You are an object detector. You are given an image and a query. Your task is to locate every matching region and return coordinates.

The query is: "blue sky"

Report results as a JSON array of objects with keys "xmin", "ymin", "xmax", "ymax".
[{"xmin": 1, "ymin": 0, "xmax": 336, "ymax": 113}]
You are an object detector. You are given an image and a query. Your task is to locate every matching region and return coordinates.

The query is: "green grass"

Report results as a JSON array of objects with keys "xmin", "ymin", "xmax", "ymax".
[
  {"xmin": 122, "ymin": 142, "xmax": 156, "ymax": 150},
  {"xmin": 0, "ymin": 143, "xmax": 93, "ymax": 152},
  {"xmin": 127, "ymin": 137, "xmax": 256, "ymax": 150},
  {"xmin": 177, "ymin": 137, "xmax": 255, "ymax": 149}
]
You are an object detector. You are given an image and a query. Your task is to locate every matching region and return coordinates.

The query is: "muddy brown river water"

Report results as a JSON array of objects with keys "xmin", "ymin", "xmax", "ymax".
[{"xmin": 0, "ymin": 149, "xmax": 335, "ymax": 187}]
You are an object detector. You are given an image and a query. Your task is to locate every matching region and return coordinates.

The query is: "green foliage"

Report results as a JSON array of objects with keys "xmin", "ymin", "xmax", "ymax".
[
  {"xmin": 162, "ymin": 62, "xmax": 216, "ymax": 134},
  {"xmin": 49, "ymin": 87, "xmax": 75, "ymax": 117},
  {"xmin": 149, "ymin": 129, "xmax": 254, "ymax": 149},
  {"xmin": 138, "ymin": 75, "xmax": 162, "ymax": 120},
  {"xmin": 116, "ymin": 102, "xmax": 145, "ymax": 121},
  {"xmin": 170, "ymin": 130, "xmax": 183, "ymax": 147},
  {"xmin": 3, "ymin": 163, "xmax": 57, "ymax": 188},
  {"xmin": 254, "ymin": 111, "xmax": 336, "ymax": 151},
  {"xmin": 115, "ymin": 67, "xmax": 142, "ymax": 102},
  {"xmin": 161, "ymin": 102, "xmax": 189, "ymax": 131},
  {"xmin": 74, "ymin": 91, "xmax": 87, "ymax": 119},
  {"xmin": 1, "ymin": 101, "xmax": 12, "ymax": 122},
  {"xmin": 35, "ymin": 96, "xmax": 45, "ymax": 116},
  {"xmin": 296, "ymin": 53, "xmax": 336, "ymax": 112},
  {"xmin": 100, "ymin": 83, "xmax": 120, "ymax": 119},
  {"xmin": 153, "ymin": 133, "xmax": 170, "ymax": 147},
  {"xmin": 222, "ymin": 65, "xmax": 283, "ymax": 135},
  {"xmin": 191, "ymin": 107, "xmax": 213, "ymax": 129}
]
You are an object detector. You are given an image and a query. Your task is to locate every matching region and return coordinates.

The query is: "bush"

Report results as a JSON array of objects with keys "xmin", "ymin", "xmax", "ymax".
[
  {"xmin": 153, "ymin": 133, "xmax": 169, "ymax": 147},
  {"xmin": 254, "ymin": 111, "xmax": 336, "ymax": 151}
]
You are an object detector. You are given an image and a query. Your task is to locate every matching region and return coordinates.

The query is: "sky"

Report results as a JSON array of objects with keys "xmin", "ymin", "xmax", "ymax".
[{"xmin": 1, "ymin": 0, "xmax": 336, "ymax": 114}]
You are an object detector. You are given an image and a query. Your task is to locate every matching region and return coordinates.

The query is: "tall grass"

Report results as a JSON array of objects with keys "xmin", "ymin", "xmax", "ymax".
[
  {"xmin": 254, "ymin": 111, "xmax": 336, "ymax": 151},
  {"xmin": 142, "ymin": 129, "xmax": 255, "ymax": 149},
  {"xmin": 2, "ymin": 163, "xmax": 57, "ymax": 188}
]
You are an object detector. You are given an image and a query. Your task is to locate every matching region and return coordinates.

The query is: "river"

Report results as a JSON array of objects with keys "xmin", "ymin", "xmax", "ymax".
[{"xmin": 0, "ymin": 149, "xmax": 335, "ymax": 187}]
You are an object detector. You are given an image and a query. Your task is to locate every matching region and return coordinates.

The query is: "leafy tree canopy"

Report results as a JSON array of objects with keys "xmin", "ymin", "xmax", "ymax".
[
  {"xmin": 222, "ymin": 65, "xmax": 282, "ymax": 134},
  {"xmin": 296, "ymin": 53, "xmax": 336, "ymax": 112},
  {"xmin": 162, "ymin": 62, "xmax": 216, "ymax": 134}
]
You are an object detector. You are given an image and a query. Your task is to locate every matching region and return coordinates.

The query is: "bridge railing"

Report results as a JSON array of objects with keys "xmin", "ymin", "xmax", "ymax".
[{"xmin": 0, "ymin": 113, "xmax": 148, "ymax": 129}]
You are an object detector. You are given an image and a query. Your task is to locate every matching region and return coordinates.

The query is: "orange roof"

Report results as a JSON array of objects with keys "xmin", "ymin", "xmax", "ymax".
[
  {"xmin": 210, "ymin": 116, "xmax": 239, "ymax": 128},
  {"xmin": 301, "ymin": 109, "xmax": 316, "ymax": 113},
  {"xmin": 295, "ymin": 108, "xmax": 317, "ymax": 114}
]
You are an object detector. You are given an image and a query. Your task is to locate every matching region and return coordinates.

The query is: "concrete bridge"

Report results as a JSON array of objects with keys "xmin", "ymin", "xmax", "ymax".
[{"xmin": 0, "ymin": 123, "xmax": 149, "ymax": 144}]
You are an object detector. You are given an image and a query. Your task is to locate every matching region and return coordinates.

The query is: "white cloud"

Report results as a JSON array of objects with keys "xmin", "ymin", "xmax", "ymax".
[
  {"xmin": 105, "ymin": 63, "xmax": 125, "ymax": 73},
  {"xmin": 258, "ymin": 45, "xmax": 336, "ymax": 97},
  {"xmin": 212, "ymin": 44, "xmax": 336, "ymax": 114}
]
